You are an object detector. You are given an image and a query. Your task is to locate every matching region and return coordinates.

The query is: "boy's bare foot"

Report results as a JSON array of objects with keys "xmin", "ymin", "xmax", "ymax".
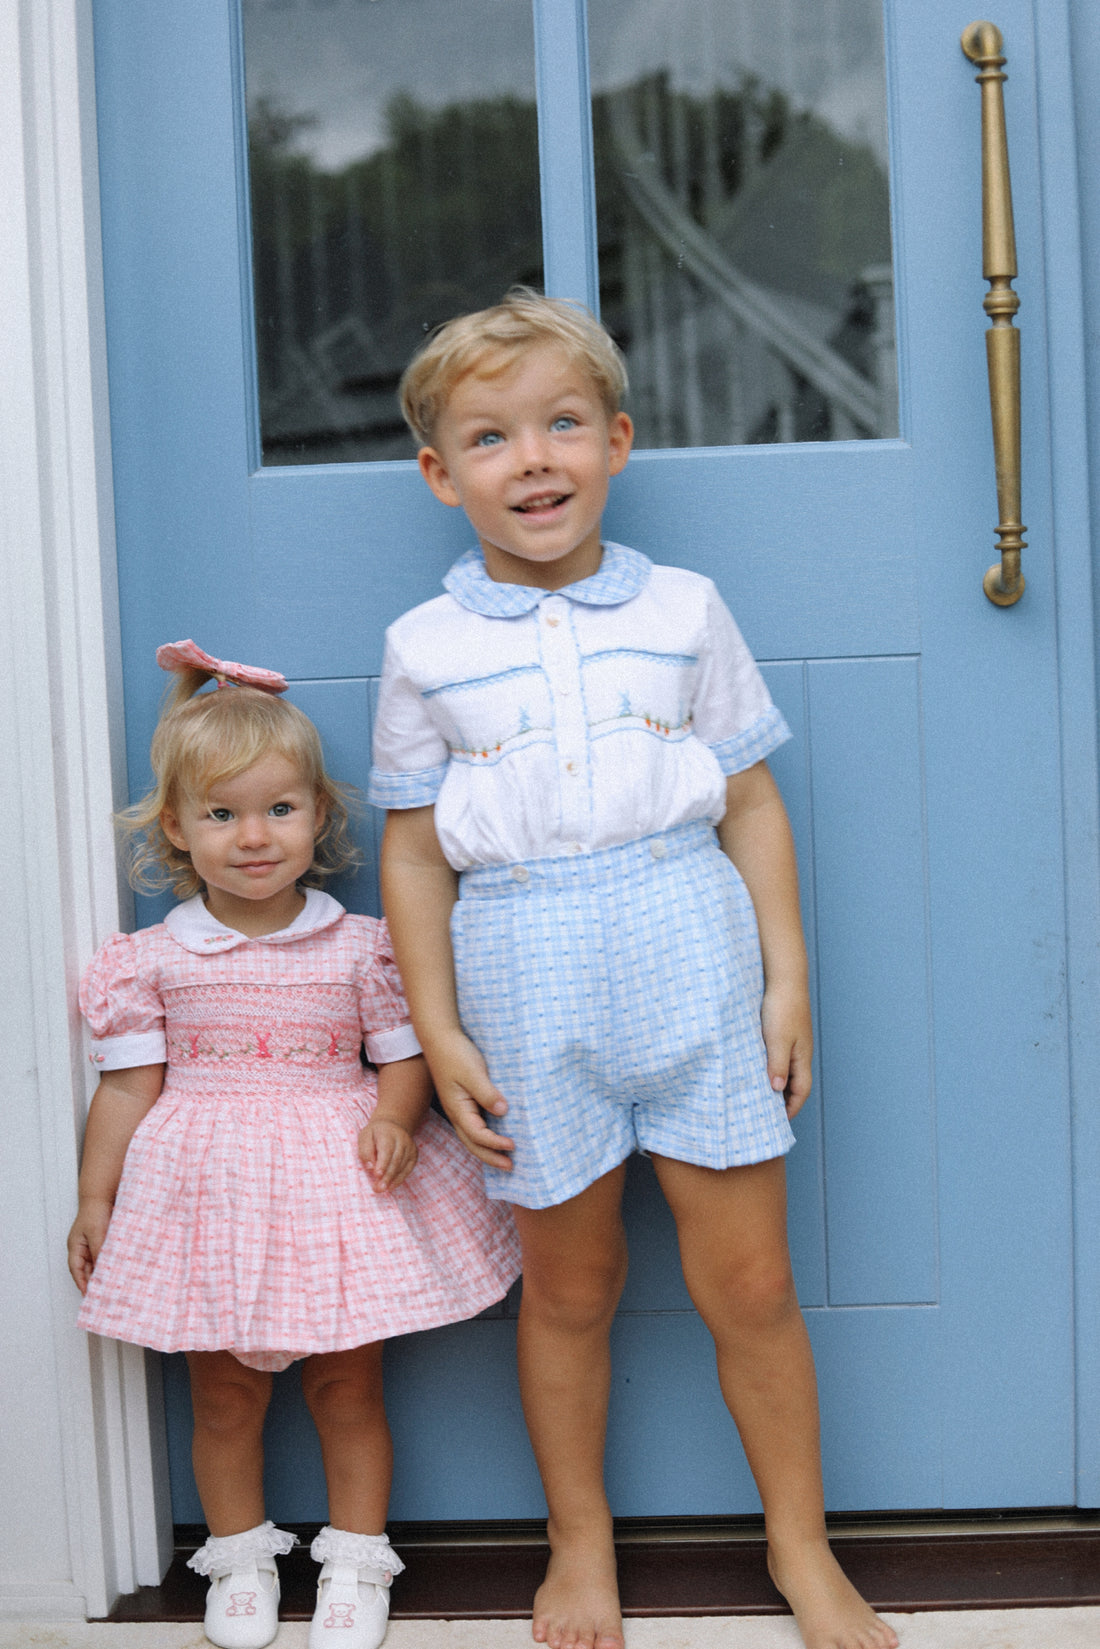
[
  {"xmin": 768, "ymin": 1539, "xmax": 900, "ymax": 1649},
  {"xmin": 532, "ymin": 1528, "xmax": 623, "ymax": 1649}
]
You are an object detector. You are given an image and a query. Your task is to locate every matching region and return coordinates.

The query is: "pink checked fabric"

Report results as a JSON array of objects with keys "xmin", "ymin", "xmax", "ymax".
[{"xmin": 77, "ymin": 891, "xmax": 520, "ymax": 1369}]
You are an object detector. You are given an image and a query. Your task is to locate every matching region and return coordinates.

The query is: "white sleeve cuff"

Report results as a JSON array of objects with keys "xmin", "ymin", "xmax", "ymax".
[
  {"xmin": 87, "ymin": 1030, "xmax": 167, "ymax": 1070},
  {"xmin": 364, "ymin": 1023, "xmax": 422, "ymax": 1065}
]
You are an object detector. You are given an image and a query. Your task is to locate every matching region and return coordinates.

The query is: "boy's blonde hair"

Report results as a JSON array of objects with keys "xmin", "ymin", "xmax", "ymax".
[
  {"xmin": 399, "ymin": 288, "xmax": 628, "ymax": 447},
  {"xmin": 120, "ymin": 668, "xmax": 361, "ymax": 899}
]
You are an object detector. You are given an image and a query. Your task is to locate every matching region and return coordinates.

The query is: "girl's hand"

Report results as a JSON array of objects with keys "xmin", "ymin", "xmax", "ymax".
[
  {"xmin": 424, "ymin": 1029, "xmax": 515, "ymax": 1170},
  {"xmin": 67, "ymin": 1197, "xmax": 114, "ymax": 1293},
  {"xmin": 358, "ymin": 1118, "xmax": 419, "ymax": 1192},
  {"xmin": 761, "ymin": 982, "xmax": 814, "ymax": 1119}
]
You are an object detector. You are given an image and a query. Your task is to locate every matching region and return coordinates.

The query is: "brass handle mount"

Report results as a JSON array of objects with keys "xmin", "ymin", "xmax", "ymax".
[{"xmin": 961, "ymin": 20, "xmax": 1025, "ymax": 606}]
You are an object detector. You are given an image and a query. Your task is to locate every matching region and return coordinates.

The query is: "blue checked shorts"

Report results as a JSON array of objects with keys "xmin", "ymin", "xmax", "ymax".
[{"xmin": 450, "ymin": 820, "xmax": 796, "ymax": 1208}]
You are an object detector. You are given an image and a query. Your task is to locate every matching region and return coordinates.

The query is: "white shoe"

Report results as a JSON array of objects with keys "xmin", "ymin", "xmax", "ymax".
[
  {"xmin": 187, "ymin": 1521, "xmax": 298, "ymax": 1649},
  {"xmin": 309, "ymin": 1528, "xmax": 405, "ymax": 1649},
  {"xmin": 203, "ymin": 1558, "xmax": 280, "ymax": 1649}
]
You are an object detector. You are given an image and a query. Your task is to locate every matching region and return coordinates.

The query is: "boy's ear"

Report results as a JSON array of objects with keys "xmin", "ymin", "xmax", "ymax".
[
  {"xmin": 418, "ymin": 446, "xmax": 462, "ymax": 508},
  {"xmin": 607, "ymin": 411, "xmax": 634, "ymax": 478}
]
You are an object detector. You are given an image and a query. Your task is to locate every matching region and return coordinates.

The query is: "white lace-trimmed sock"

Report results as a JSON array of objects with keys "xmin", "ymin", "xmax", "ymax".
[{"xmin": 188, "ymin": 1520, "xmax": 299, "ymax": 1575}]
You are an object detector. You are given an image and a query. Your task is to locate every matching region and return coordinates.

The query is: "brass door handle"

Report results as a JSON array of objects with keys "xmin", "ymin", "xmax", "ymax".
[{"xmin": 961, "ymin": 20, "xmax": 1025, "ymax": 606}]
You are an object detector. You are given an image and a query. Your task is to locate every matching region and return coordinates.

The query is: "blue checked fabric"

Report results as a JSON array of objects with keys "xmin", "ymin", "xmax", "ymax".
[{"xmin": 451, "ymin": 821, "xmax": 796, "ymax": 1208}]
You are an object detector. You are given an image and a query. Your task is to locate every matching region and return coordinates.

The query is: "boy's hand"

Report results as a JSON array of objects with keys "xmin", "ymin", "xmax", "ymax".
[
  {"xmin": 426, "ymin": 1030, "xmax": 515, "ymax": 1170},
  {"xmin": 761, "ymin": 983, "xmax": 814, "ymax": 1119},
  {"xmin": 358, "ymin": 1118, "xmax": 419, "ymax": 1191},
  {"xmin": 67, "ymin": 1197, "xmax": 113, "ymax": 1293}
]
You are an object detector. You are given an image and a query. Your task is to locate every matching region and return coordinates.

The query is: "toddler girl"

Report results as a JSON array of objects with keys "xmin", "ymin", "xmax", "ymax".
[{"xmin": 68, "ymin": 641, "xmax": 521, "ymax": 1649}]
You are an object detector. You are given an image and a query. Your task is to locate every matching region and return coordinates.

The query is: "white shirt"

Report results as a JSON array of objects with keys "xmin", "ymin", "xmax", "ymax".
[{"xmin": 368, "ymin": 544, "xmax": 789, "ymax": 871}]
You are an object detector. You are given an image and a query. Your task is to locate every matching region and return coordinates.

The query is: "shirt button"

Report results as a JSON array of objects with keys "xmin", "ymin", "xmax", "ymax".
[
  {"xmin": 545, "ymin": 613, "xmax": 560, "ymax": 627},
  {"xmin": 649, "ymin": 838, "xmax": 667, "ymax": 859},
  {"xmin": 564, "ymin": 761, "xmax": 578, "ymax": 774},
  {"xmin": 511, "ymin": 865, "xmax": 530, "ymax": 883},
  {"xmin": 568, "ymin": 842, "xmax": 583, "ymax": 855}
]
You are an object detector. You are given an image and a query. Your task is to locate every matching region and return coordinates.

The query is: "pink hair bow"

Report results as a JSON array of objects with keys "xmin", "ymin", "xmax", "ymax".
[{"xmin": 155, "ymin": 639, "xmax": 288, "ymax": 694}]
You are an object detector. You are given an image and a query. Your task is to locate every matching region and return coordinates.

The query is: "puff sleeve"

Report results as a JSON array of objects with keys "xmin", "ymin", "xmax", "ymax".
[
  {"xmin": 357, "ymin": 920, "xmax": 422, "ymax": 1065},
  {"xmin": 79, "ymin": 933, "xmax": 168, "ymax": 1072}
]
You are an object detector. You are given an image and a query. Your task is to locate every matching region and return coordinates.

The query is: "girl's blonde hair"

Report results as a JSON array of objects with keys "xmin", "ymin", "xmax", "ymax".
[
  {"xmin": 120, "ymin": 667, "xmax": 361, "ymax": 899},
  {"xmin": 399, "ymin": 287, "xmax": 628, "ymax": 447}
]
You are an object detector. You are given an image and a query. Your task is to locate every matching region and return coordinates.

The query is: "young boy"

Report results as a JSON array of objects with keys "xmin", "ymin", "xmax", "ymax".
[{"xmin": 369, "ymin": 291, "xmax": 899, "ymax": 1649}]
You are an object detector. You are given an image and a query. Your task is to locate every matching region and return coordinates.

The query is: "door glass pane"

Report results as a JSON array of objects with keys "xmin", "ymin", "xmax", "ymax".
[
  {"xmin": 243, "ymin": 0, "xmax": 543, "ymax": 465},
  {"xmin": 588, "ymin": 0, "xmax": 897, "ymax": 447}
]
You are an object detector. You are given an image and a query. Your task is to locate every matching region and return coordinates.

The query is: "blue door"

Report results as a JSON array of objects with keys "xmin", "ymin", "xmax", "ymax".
[{"xmin": 92, "ymin": 0, "xmax": 1084, "ymax": 1521}]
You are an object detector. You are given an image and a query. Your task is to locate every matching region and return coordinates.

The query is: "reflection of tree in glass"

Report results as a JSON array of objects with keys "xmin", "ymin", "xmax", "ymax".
[
  {"xmin": 247, "ymin": 74, "xmax": 893, "ymax": 463},
  {"xmin": 249, "ymin": 92, "xmax": 542, "ymax": 463}
]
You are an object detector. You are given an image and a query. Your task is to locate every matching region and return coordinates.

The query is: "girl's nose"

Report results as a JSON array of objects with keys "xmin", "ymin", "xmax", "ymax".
[{"xmin": 236, "ymin": 813, "xmax": 270, "ymax": 846}]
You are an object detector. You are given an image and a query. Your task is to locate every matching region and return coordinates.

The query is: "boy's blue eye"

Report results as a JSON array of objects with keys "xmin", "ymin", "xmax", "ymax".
[
  {"xmin": 270, "ymin": 802, "xmax": 292, "ymax": 817},
  {"xmin": 551, "ymin": 415, "xmax": 578, "ymax": 432},
  {"xmin": 208, "ymin": 808, "xmax": 232, "ymax": 822},
  {"xmin": 475, "ymin": 431, "xmax": 504, "ymax": 447}
]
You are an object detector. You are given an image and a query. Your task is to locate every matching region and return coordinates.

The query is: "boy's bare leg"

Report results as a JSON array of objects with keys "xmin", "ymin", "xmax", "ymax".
[
  {"xmin": 511, "ymin": 1164, "xmax": 630, "ymax": 1649},
  {"xmin": 653, "ymin": 1154, "xmax": 900, "ymax": 1649}
]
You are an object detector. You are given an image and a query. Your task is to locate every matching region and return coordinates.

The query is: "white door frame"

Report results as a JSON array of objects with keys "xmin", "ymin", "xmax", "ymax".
[
  {"xmin": 3, "ymin": 0, "xmax": 1100, "ymax": 1622},
  {"xmin": 0, "ymin": 0, "xmax": 170, "ymax": 1618}
]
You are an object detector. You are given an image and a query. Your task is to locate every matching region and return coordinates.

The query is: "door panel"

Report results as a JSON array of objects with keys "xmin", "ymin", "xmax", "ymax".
[{"xmin": 93, "ymin": 0, "xmax": 1079, "ymax": 1519}]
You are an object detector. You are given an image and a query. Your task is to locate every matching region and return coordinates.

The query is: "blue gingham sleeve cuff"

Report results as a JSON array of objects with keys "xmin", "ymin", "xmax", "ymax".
[
  {"xmin": 88, "ymin": 1030, "xmax": 167, "ymax": 1071},
  {"xmin": 367, "ymin": 763, "xmax": 448, "ymax": 809},
  {"xmin": 708, "ymin": 704, "xmax": 792, "ymax": 775},
  {"xmin": 364, "ymin": 1023, "xmax": 422, "ymax": 1065}
]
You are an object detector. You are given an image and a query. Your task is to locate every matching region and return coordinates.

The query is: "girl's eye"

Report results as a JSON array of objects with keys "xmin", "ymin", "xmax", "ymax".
[
  {"xmin": 270, "ymin": 802, "xmax": 292, "ymax": 817},
  {"xmin": 208, "ymin": 808, "xmax": 233, "ymax": 823},
  {"xmin": 551, "ymin": 416, "xmax": 578, "ymax": 432},
  {"xmin": 474, "ymin": 431, "xmax": 504, "ymax": 447}
]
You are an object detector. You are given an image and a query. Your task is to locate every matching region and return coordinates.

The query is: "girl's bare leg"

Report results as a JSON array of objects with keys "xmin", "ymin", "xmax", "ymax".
[
  {"xmin": 511, "ymin": 1164, "xmax": 629, "ymax": 1649},
  {"xmin": 652, "ymin": 1155, "xmax": 899, "ymax": 1649},
  {"xmin": 186, "ymin": 1351, "xmax": 273, "ymax": 1535},
  {"xmin": 302, "ymin": 1343, "xmax": 391, "ymax": 1533}
]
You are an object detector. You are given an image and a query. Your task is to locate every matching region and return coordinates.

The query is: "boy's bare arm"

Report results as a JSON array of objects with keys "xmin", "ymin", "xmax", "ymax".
[
  {"xmin": 717, "ymin": 762, "xmax": 813, "ymax": 1117},
  {"xmin": 381, "ymin": 807, "xmax": 515, "ymax": 1168},
  {"xmin": 67, "ymin": 1063, "xmax": 164, "ymax": 1291}
]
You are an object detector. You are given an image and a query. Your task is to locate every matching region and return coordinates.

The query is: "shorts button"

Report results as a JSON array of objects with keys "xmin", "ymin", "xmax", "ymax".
[
  {"xmin": 649, "ymin": 838, "xmax": 667, "ymax": 859},
  {"xmin": 511, "ymin": 865, "xmax": 530, "ymax": 883}
]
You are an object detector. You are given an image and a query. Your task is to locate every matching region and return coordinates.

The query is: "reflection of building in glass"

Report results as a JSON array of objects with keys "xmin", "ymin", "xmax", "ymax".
[
  {"xmin": 595, "ymin": 74, "xmax": 897, "ymax": 447},
  {"xmin": 247, "ymin": 75, "xmax": 895, "ymax": 464}
]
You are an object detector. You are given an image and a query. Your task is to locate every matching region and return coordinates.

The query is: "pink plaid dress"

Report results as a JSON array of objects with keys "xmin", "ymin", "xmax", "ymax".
[{"xmin": 77, "ymin": 889, "xmax": 520, "ymax": 1370}]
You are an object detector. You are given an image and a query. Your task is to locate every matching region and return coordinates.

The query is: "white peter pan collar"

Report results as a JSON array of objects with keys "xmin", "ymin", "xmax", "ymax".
[
  {"xmin": 164, "ymin": 886, "xmax": 346, "ymax": 954},
  {"xmin": 442, "ymin": 542, "xmax": 652, "ymax": 617}
]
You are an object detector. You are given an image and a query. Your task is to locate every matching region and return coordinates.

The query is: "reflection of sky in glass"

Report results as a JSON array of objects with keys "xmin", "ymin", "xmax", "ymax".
[
  {"xmin": 242, "ymin": 0, "xmax": 888, "ymax": 171},
  {"xmin": 243, "ymin": 0, "xmax": 537, "ymax": 168}
]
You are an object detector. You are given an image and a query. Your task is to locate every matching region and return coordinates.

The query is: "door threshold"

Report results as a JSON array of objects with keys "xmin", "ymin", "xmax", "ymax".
[{"xmin": 107, "ymin": 1512, "xmax": 1100, "ymax": 1620}]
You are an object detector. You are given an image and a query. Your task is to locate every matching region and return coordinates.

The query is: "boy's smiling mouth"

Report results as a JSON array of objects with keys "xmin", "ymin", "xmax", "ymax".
[{"xmin": 513, "ymin": 492, "xmax": 569, "ymax": 513}]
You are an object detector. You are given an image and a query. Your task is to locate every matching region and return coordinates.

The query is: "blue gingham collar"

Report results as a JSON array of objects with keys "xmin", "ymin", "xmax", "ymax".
[{"xmin": 443, "ymin": 543, "xmax": 651, "ymax": 617}]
